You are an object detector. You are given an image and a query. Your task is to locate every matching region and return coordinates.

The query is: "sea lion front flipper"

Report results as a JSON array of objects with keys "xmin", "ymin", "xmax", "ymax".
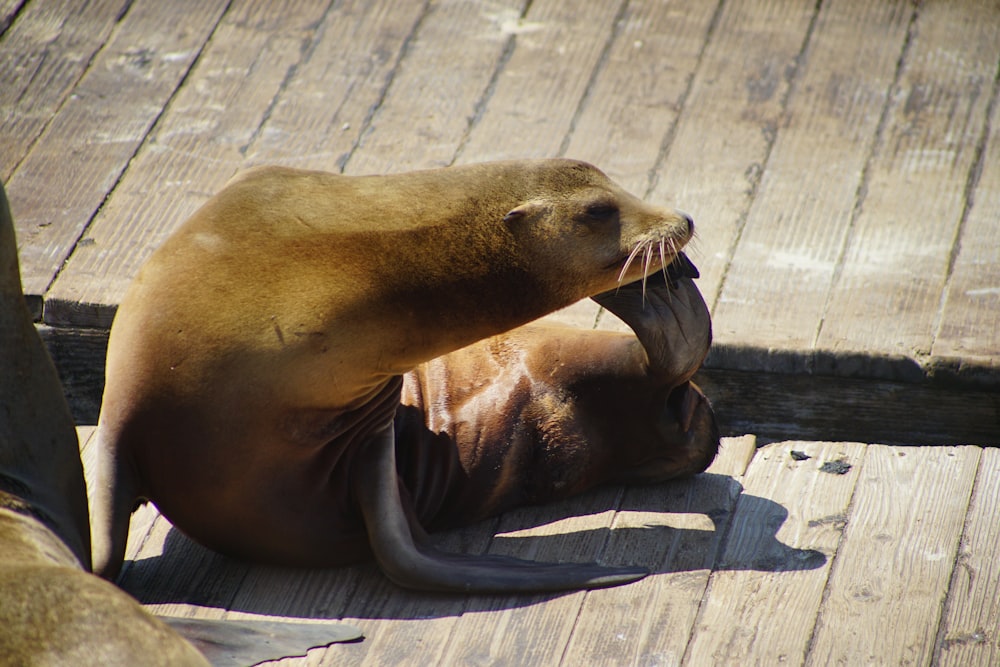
[{"xmin": 354, "ymin": 424, "xmax": 648, "ymax": 593}]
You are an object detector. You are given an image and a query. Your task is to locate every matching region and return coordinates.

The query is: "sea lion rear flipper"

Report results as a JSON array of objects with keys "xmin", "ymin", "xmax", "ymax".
[
  {"xmin": 354, "ymin": 424, "xmax": 648, "ymax": 593},
  {"xmin": 161, "ymin": 617, "xmax": 362, "ymax": 667}
]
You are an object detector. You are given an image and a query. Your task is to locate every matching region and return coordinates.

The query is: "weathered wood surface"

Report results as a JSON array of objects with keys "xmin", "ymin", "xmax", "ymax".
[
  {"xmin": 5, "ymin": 1, "xmax": 1000, "ymax": 661},
  {"xmin": 2, "ymin": 0, "xmax": 995, "ymax": 392},
  {"xmin": 75, "ymin": 429, "xmax": 1000, "ymax": 666}
]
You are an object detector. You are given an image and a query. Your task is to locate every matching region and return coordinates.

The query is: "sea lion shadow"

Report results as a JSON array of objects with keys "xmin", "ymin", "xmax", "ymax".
[
  {"xmin": 484, "ymin": 471, "xmax": 826, "ymax": 576},
  {"xmin": 122, "ymin": 472, "xmax": 823, "ymax": 620}
]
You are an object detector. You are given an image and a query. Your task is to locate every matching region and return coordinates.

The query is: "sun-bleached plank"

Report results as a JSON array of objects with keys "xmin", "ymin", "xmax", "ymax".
[
  {"xmin": 0, "ymin": 0, "xmax": 128, "ymax": 182},
  {"xmin": 816, "ymin": 0, "xmax": 1000, "ymax": 372},
  {"xmin": 644, "ymin": 0, "xmax": 818, "ymax": 312},
  {"xmin": 561, "ymin": 0, "xmax": 719, "ymax": 195},
  {"xmin": 244, "ymin": 0, "xmax": 429, "ymax": 172},
  {"xmin": 455, "ymin": 0, "xmax": 624, "ymax": 163},
  {"xmin": 7, "ymin": 0, "xmax": 228, "ymax": 305},
  {"xmin": 683, "ymin": 441, "xmax": 865, "ymax": 665},
  {"xmin": 561, "ymin": 435, "xmax": 757, "ymax": 665},
  {"xmin": 710, "ymin": 0, "xmax": 913, "ymax": 366},
  {"xmin": 435, "ymin": 487, "xmax": 623, "ymax": 666},
  {"xmin": 345, "ymin": 0, "xmax": 528, "ymax": 176},
  {"xmin": 933, "ymin": 55, "xmax": 1000, "ymax": 371},
  {"xmin": 807, "ymin": 445, "xmax": 980, "ymax": 665},
  {"xmin": 45, "ymin": 0, "xmax": 332, "ymax": 328},
  {"xmin": 935, "ymin": 447, "xmax": 1000, "ymax": 667}
]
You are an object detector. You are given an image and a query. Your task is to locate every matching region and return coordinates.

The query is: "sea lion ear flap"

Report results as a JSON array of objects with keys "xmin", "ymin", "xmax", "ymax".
[{"xmin": 503, "ymin": 201, "xmax": 546, "ymax": 225}]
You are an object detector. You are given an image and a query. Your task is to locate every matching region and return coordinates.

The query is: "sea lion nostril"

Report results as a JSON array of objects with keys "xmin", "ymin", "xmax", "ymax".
[{"xmin": 683, "ymin": 213, "xmax": 694, "ymax": 235}]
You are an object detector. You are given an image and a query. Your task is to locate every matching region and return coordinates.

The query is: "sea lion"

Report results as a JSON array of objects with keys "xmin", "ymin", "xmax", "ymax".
[
  {"xmin": 92, "ymin": 159, "xmax": 712, "ymax": 592},
  {"xmin": 0, "ymin": 182, "xmax": 360, "ymax": 665},
  {"xmin": 394, "ymin": 257, "xmax": 717, "ymax": 536}
]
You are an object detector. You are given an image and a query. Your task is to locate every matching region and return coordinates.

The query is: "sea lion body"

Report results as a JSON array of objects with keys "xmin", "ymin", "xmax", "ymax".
[
  {"xmin": 93, "ymin": 159, "xmax": 711, "ymax": 590},
  {"xmin": 397, "ymin": 298, "xmax": 717, "ymax": 533}
]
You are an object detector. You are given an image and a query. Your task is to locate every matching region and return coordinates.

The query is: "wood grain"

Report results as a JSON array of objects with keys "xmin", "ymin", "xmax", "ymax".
[
  {"xmin": 455, "ymin": 0, "xmax": 624, "ymax": 163},
  {"xmin": 807, "ymin": 445, "xmax": 980, "ymax": 665},
  {"xmin": 244, "ymin": 0, "xmax": 429, "ymax": 172},
  {"xmin": 45, "ymin": 0, "xmax": 332, "ymax": 328},
  {"xmin": 7, "ymin": 0, "xmax": 228, "ymax": 303},
  {"xmin": 933, "ymin": 45, "xmax": 1000, "ymax": 372},
  {"xmin": 684, "ymin": 441, "xmax": 865, "ymax": 665},
  {"xmin": 436, "ymin": 488, "xmax": 622, "ymax": 666},
  {"xmin": 561, "ymin": 435, "xmax": 757, "ymax": 665},
  {"xmin": 645, "ymin": 0, "xmax": 818, "ymax": 310},
  {"xmin": 344, "ymin": 0, "xmax": 528, "ymax": 176},
  {"xmin": 817, "ymin": 0, "xmax": 1000, "ymax": 366},
  {"xmin": 0, "ymin": 0, "xmax": 129, "ymax": 182},
  {"xmin": 936, "ymin": 447, "xmax": 1000, "ymax": 667},
  {"xmin": 0, "ymin": 0, "xmax": 25, "ymax": 35},
  {"xmin": 711, "ymin": 0, "xmax": 914, "ymax": 355},
  {"xmin": 562, "ymin": 0, "xmax": 720, "ymax": 196}
]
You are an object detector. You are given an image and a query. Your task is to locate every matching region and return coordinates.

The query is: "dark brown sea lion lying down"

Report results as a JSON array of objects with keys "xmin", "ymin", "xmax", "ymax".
[{"xmin": 91, "ymin": 159, "xmax": 719, "ymax": 592}]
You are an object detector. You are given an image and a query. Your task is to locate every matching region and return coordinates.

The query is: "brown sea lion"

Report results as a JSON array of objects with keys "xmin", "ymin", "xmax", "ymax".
[
  {"xmin": 394, "ymin": 258, "xmax": 717, "ymax": 536},
  {"xmin": 92, "ymin": 159, "xmax": 712, "ymax": 592},
  {"xmin": 0, "ymin": 182, "xmax": 359, "ymax": 665}
]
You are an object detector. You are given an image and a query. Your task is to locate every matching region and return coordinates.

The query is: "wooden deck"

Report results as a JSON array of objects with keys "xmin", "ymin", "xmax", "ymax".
[{"xmin": 3, "ymin": 0, "xmax": 999, "ymax": 664}]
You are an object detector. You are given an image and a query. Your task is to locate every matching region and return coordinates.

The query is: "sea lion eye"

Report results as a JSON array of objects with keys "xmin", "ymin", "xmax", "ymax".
[{"xmin": 583, "ymin": 202, "xmax": 619, "ymax": 222}]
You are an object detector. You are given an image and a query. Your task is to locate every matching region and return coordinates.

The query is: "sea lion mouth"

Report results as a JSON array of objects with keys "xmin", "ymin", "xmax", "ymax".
[
  {"xmin": 616, "ymin": 251, "xmax": 699, "ymax": 292},
  {"xmin": 612, "ymin": 235, "xmax": 693, "ymax": 299}
]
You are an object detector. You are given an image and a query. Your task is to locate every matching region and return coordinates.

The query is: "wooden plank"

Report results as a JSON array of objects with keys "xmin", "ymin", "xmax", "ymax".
[
  {"xmin": 117, "ymin": 513, "xmax": 250, "ymax": 622},
  {"xmin": 45, "ymin": 0, "xmax": 334, "ymax": 328},
  {"xmin": 816, "ymin": 0, "xmax": 1000, "ymax": 373},
  {"xmin": 341, "ymin": 528, "xmax": 499, "ymax": 666},
  {"xmin": 7, "ymin": 0, "xmax": 228, "ymax": 305},
  {"xmin": 710, "ymin": 0, "xmax": 914, "ymax": 362},
  {"xmin": 435, "ymin": 487, "xmax": 623, "ymax": 665},
  {"xmin": 933, "ymin": 46, "xmax": 1000, "ymax": 374},
  {"xmin": 642, "ymin": 0, "xmax": 818, "ymax": 312},
  {"xmin": 560, "ymin": 0, "xmax": 719, "ymax": 195},
  {"xmin": 243, "ymin": 0, "xmax": 429, "ymax": 172},
  {"xmin": 807, "ymin": 445, "xmax": 980, "ymax": 665},
  {"xmin": 434, "ymin": 437, "xmax": 755, "ymax": 666},
  {"xmin": 0, "ymin": 0, "xmax": 129, "ymax": 182},
  {"xmin": 561, "ymin": 435, "xmax": 757, "ymax": 664},
  {"xmin": 683, "ymin": 441, "xmax": 865, "ymax": 665},
  {"xmin": 936, "ymin": 447, "xmax": 1000, "ymax": 666},
  {"xmin": 344, "ymin": 0, "xmax": 528, "ymax": 176},
  {"xmin": 0, "ymin": 0, "xmax": 25, "ymax": 36},
  {"xmin": 455, "ymin": 0, "xmax": 624, "ymax": 163}
]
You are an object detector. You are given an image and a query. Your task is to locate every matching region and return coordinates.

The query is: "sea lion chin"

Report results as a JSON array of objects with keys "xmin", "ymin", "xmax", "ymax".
[{"xmin": 91, "ymin": 158, "xmax": 714, "ymax": 593}]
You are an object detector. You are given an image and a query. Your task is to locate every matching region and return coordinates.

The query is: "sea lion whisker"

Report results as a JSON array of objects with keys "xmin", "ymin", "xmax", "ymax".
[
  {"xmin": 618, "ymin": 242, "xmax": 646, "ymax": 284},
  {"xmin": 659, "ymin": 238, "xmax": 670, "ymax": 285},
  {"xmin": 642, "ymin": 242, "xmax": 655, "ymax": 305}
]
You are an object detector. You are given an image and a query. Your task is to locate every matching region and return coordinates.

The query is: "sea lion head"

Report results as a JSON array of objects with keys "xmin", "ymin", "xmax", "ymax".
[{"xmin": 498, "ymin": 159, "xmax": 695, "ymax": 302}]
